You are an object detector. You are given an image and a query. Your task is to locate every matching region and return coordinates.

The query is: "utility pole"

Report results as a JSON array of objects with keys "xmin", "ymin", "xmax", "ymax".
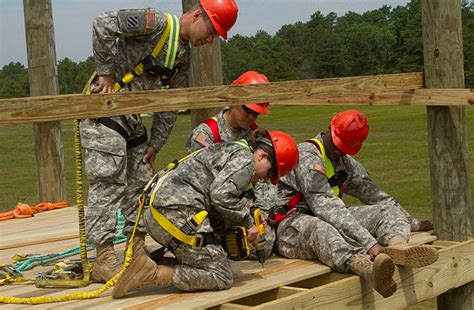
[
  {"xmin": 23, "ymin": 0, "xmax": 66, "ymax": 202},
  {"xmin": 422, "ymin": 0, "xmax": 473, "ymax": 308}
]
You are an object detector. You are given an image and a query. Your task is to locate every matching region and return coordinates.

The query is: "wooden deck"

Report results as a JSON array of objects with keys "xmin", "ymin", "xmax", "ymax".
[{"xmin": 1, "ymin": 207, "xmax": 473, "ymax": 309}]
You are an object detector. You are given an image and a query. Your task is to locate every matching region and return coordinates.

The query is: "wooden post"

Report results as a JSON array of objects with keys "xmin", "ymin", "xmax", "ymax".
[
  {"xmin": 23, "ymin": 0, "xmax": 66, "ymax": 202},
  {"xmin": 422, "ymin": 0, "xmax": 473, "ymax": 308},
  {"xmin": 182, "ymin": 0, "xmax": 223, "ymax": 128}
]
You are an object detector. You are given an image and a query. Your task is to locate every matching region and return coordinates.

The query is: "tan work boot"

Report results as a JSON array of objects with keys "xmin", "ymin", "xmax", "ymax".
[
  {"xmin": 125, "ymin": 231, "xmax": 150, "ymax": 256},
  {"xmin": 112, "ymin": 244, "xmax": 174, "ymax": 299},
  {"xmin": 91, "ymin": 242, "xmax": 121, "ymax": 283},
  {"xmin": 349, "ymin": 253, "xmax": 397, "ymax": 298},
  {"xmin": 383, "ymin": 236, "xmax": 439, "ymax": 268}
]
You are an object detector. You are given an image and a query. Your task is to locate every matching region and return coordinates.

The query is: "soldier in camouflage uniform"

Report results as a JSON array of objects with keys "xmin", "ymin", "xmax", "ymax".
[
  {"xmin": 80, "ymin": 0, "xmax": 239, "ymax": 283},
  {"xmin": 112, "ymin": 130, "xmax": 299, "ymax": 297},
  {"xmin": 186, "ymin": 70, "xmax": 277, "ymax": 259},
  {"xmin": 271, "ymin": 110, "xmax": 439, "ymax": 298}
]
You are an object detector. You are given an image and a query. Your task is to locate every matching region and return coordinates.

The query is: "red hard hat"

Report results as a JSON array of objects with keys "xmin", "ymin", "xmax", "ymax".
[
  {"xmin": 200, "ymin": 0, "xmax": 238, "ymax": 40},
  {"xmin": 232, "ymin": 70, "xmax": 270, "ymax": 114},
  {"xmin": 267, "ymin": 130, "xmax": 299, "ymax": 185},
  {"xmin": 330, "ymin": 110, "xmax": 369, "ymax": 155}
]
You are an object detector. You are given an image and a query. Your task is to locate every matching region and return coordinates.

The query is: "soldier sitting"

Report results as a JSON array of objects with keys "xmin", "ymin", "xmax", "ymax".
[{"xmin": 270, "ymin": 109, "xmax": 439, "ymax": 298}]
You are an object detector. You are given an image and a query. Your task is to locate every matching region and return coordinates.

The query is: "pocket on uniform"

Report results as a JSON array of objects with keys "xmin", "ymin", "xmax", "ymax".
[{"xmin": 84, "ymin": 148, "xmax": 126, "ymax": 183}]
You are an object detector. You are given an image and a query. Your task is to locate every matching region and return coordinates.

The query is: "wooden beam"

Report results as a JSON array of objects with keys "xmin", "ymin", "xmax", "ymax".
[
  {"xmin": 182, "ymin": 0, "xmax": 223, "ymax": 129},
  {"xmin": 254, "ymin": 240, "xmax": 474, "ymax": 309},
  {"xmin": 422, "ymin": 0, "xmax": 473, "ymax": 308},
  {"xmin": 23, "ymin": 0, "xmax": 66, "ymax": 202},
  {"xmin": 1, "ymin": 72, "xmax": 470, "ymax": 125}
]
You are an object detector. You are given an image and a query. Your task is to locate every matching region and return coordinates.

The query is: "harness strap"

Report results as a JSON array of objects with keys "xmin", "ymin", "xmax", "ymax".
[
  {"xmin": 249, "ymin": 122, "xmax": 258, "ymax": 131},
  {"xmin": 203, "ymin": 117, "xmax": 222, "ymax": 143},
  {"xmin": 149, "ymin": 206, "xmax": 208, "ymax": 248},
  {"xmin": 97, "ymin": 118, "xmax": 148, "ymax": 149},
  {"xmin": 307, "ymin": 138, "xmax": 341, "ymax": 197},
  {"xmin": 113, "ymin": 13, "xmax": 177, "ymax": 92}
]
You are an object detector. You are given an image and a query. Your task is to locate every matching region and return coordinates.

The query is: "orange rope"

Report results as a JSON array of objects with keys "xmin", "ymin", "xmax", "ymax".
[{"xmin": 0, "ymin": 202, "xmax": 69, "ymax": 221}]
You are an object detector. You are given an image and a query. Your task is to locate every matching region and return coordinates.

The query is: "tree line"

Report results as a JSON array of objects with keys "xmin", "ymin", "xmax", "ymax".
[{"xmin": 1, "ymin": 0, "xmax": 472, "ymax": 99}]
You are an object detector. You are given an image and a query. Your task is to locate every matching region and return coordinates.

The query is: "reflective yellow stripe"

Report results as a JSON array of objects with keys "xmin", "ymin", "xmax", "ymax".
[
  {"xmin": 149, "ymin": 206, "xmax": 208, "ymax": 247},
  {"xmin": 309, "ymin": 138, "xmax": 340, "ymax": 197},
  {"xmin": 114, "ymin": 13, "xmax": 173, "ymax": 91},
  {"xmin": 151, "ymin": 14, "xmax": 173, "ymax": 59},
  {"xmin": 164, "ymin": 14, "xmax": 180, "ymax": 69}
]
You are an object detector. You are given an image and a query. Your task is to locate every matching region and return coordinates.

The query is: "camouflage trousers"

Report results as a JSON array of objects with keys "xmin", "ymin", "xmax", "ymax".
[
  {"xmin": 276, "ymin": 204, "xmax": 410, "ymax": 272},
  {"xmin": 143, "ymin": 206, "xmax": 233, "ymax": 291},
  {"xmin": 81, "ymin": 119, "xmax": 152, "ymax": 245}
]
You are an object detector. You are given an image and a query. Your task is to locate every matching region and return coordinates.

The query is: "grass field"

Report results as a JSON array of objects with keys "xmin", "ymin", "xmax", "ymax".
[{"xmin": 1, "ymin": 106, "xmax": 473, "ymax": 220}]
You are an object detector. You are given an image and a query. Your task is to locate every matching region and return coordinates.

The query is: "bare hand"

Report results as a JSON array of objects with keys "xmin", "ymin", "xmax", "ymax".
[
  {"xmin": 368, "ymin": 243, "xmax": 384, "ymax": 260},
  {"xmin": 246, "ymin": 225, "xmax": 258, "ymax": 244},
  {"xmin": 93, "ymin": 75, "xmax": 115, "ymax": 93},
  {"xmin": 142, "ymin": 146, "xmax": 157, "ymax": 173}
]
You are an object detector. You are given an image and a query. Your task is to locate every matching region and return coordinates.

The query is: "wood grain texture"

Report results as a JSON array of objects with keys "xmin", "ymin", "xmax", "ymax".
[
  {"xmin": 3, "ymin": 72, "xmax": 457, "ymax": 125},
  {"xmin": 23, "ymin": 0, "xmax": 66, "ymax": 202},
  {"xmin": 422, "ymin": 0, "xmax": 473, "ymax": 307}
]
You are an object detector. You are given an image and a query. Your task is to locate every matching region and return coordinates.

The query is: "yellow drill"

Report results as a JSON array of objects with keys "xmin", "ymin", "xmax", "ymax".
[{"xmin": 252, "ymin": 208, "xmax": 267, "ymax": 268}]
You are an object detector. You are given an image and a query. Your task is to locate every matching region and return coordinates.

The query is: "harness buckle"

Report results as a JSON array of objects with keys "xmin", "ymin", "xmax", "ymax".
[{"xmin": 193, "ymin": 234, "xmax": 204, "ymax": 249}]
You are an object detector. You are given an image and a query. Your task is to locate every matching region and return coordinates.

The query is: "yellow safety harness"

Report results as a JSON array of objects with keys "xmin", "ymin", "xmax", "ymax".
[
  {"xmin": 82, "ymin": 13, "xmax": 180, "ymax": 94},
  {"xmin": 147, "ymin": 140, "xmax": 253, "ymax": 248},
  {"xmin": 308, "ymin": 138, "xmax": 340, "ymax": 197}
]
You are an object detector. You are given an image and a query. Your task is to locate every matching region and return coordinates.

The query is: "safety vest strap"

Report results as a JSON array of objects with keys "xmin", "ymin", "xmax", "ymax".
[
  {"xmin": 164, "ymin": 14, "xmax": 180, "ymax": 69},
  {"xmin": 203, "ymin": 117, "xmax": 222, "ymax": 143},
  {"xmin": 307, "ymin": 138, "xmax": 340, "ymax": 197},
  {"xmin": 82, "ymin": 13, "xmax": 179, "ymax": 94}
]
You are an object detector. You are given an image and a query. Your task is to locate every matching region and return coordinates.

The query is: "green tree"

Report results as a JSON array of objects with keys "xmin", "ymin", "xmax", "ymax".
[{"xmin": 0, "ymin": 62, "xmax": 29, "ymax": 99}]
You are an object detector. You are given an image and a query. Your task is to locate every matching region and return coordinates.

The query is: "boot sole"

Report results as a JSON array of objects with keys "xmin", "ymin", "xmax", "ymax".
[
  {"xmin": 383, "ymin": 245, "xmax": 439, "ymax": 268},
  {"xmin": 373, "ymin": 254, "xmax": 397, "ymax": 298},
  {"xmin": 112, "ymin": 251, "xmax": 148, "ymax": 299}
]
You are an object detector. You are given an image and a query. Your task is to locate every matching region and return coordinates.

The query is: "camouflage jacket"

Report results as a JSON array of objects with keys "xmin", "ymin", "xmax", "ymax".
[
  {"xmin": 91, "ymin": 8, "xmax": 191, "ymax": 151},
  {"xmin": 153, "ymin": 142, "xmax": 255, "ymax": 232},
  {"xmin": 276, "ymin": 133, "xmax": 402, "ymax": 250}
]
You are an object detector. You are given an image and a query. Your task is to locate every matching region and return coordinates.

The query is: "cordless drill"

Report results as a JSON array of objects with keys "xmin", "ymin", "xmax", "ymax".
[{"xmin": 252, "ymin": 208, "xmax": 267, "ymax": 268}]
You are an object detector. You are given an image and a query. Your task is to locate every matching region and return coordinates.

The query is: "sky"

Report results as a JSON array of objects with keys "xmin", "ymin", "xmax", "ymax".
[{"xmin": 0, "ymin": 0, "xmax": 410, "ymax": 67}]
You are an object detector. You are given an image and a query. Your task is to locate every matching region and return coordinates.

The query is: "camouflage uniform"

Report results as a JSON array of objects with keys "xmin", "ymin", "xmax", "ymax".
[
  {"xmin": 185, "ymin": 109, "xmax": 276, "ymax": 258},
  {"xmin": 80, "ymin": 9, "xmax": 191, "ymax": 245},
  {"xmin": 143, "ymin": 142, "xmax": 256, "ymax": 290},
  {"xmin": 275, "ymin": 133, "xmax": 410, "ymax": 272}
]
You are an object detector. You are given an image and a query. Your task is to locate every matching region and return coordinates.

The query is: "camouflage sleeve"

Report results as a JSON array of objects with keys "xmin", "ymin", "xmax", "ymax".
[
  {"xmin": 149, "ymin": 111, "xmax": 178, "ymax": 152},
  {"xmin": 253, "ymin": 182, "xmax": 278, "ymax": 216},
  {"xmin": 343, "ymin": 156, "xmax": 413, "ymax": 222},
  {"xmin": 185, "ymin": 123, "xmax": 216, "ymax": 153},
  {"xmin": 209, "ymin": 151, "xmax": 255, "ymax": 229},
  {"xmin": 92, "ymin": 9, "xmax": 165, "ymax": 75},
  {"xmin": 296, "ymin": 152, "xmax": 378, "ymax": 251}
]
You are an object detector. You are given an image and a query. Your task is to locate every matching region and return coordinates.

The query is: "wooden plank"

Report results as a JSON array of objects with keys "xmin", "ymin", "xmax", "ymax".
[
  {"xmin": 23, "ymin": 0, "xmax": 66, "ymax": 202},
  {"xmin": 229, "ymin": 286, "xmax": 309, "ymax": 307},
  {"xmin": 0, "ymin": 207, "xmax": 78, "ymax": 250},
  {"xmin": 0, "ymin": 72, "xmax": 440, "ymax": 125},
  {"xmin": 254, "ymin": 240, "xmax": 474, "ymax": 309},
  {"xmin": 422, "ymin": 0, "xmax": 474, "ymax": 307},
  {"xmin": 431, "ymin": 240, "xmax": 459, "ymax": 247},
  {"xmin": 408, "ymin": 231, "xmax": 437, "ymax": 245}
]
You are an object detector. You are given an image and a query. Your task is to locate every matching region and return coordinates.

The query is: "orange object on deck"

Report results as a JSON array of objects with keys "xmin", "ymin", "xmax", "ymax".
[{"xmin": 0, "ymin": 202, "xmax": 69, "ymax": 221}]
